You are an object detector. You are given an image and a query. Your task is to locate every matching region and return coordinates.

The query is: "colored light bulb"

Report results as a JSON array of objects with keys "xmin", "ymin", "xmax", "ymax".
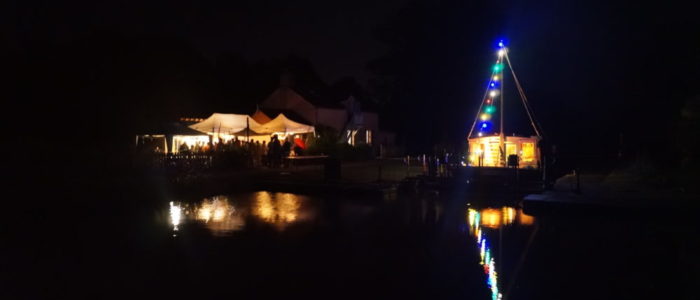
[{"xmin": 493, "ymin": 64, "xmax": 503, "ymax": 72}]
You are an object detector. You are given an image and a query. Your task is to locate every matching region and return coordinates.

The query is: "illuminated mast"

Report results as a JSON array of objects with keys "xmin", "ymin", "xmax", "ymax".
[
  {"xmin": 466, "ymin": 41, "xmax": 543, "ymax": 168},
  {"xmin": 498, "ymin": 41, "xmax": 506, "ymax": 167}
]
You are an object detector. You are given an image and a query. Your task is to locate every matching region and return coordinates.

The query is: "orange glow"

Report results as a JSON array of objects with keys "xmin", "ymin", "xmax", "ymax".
[
  {"xmin": 522, "ymin": 142, "xmax": 535, "ymax": 162},
  {"xmin": 518, "ymin": 210, "xmax": 535, "ymax": 225},
  {"xmin": 253, "ymin": 192, "xmax": 302, "ymax": 229},
  {"xmin": 480, "ymin": 208, "xmax": 502, "ymax": 228}
]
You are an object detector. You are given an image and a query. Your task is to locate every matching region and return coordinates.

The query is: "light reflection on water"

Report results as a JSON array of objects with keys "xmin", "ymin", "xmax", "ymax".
[
  {"xmin": 168, "ymin": 192, "xmax": 307, "ymax": 236},
  {"xmin": 253, "ymin": 192, "xmax": 302, "ymax": 229},
  {"xmin": 169, "ymin": 201, "xmax": 182, "ymax": 233},
  {"xmin": 467, "ymin": 206, "xmax": 535, "ymax": 300},
  {"xmin": 196, "ymin": 196, "xmax": 244, "ymax": 236},
  {"xmin": 477, "ymin": 206, "xmax": 534, "ymax": 229}
]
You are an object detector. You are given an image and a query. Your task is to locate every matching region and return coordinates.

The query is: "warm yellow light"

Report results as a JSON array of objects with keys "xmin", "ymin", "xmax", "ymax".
[
  {"xmin": 522, "ymin": 142, "xmax": 535, "ymax": 162},
  {"xmin": 173, "ymin": 135, "xmax": 210, "ymax": 153},
  {"xmin": 498, "ymin": 49, "xmax": 505, "ymax": 57},
  {"xmin": 197, "ymin": 196, "xmax": 232, "ymax": 223},
  {"xmin": 493, "ymin": 76, "xmax": 499, "ymax": 81},
  {"xmin": 502, "ymin": 207, "xmax": 516, "ymax": 225},
  {"xmin": 468, "ymin": 208, "xmax": 478, "ymax": 227},
  {"xmin": 253, "ymin": 192, "xmax": 302, "ymax": 229},
  {"xmin": 481, "ymin": 208, "xmax": 502, "ymax": 228},
  {"xmin": 254, "ymin": 192, "xmax": 275, "ymax": 221},
  {"xmin": 489, "ymin": 90, "xmax": 498, "ymax": 97},
  {"xmin": 213, "ymin": 207, "xmax": 226, "ymax": 222},
  {"xmin": 278, "ymin": 193, "xmax": 299, "ymax": 222},
  {"xmin": 480, "ymin": 114, "xmax": 490, "ymax": 121},
  {"xmin": 194, "ymin": 196, "xmax": 243, "ymax": 235},
  {"xmin": 197, "ymin": 205, "xmax": 212, "ymax": 222}
]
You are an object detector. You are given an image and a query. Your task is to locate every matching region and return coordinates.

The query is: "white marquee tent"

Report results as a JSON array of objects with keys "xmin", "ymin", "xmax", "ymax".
[
  {"xmin": 189, "ymin": 113, "xmax": 263, "ymax": 134},
  {"xmin": 255, "ymin": 113, "xmax": 315, "ymax": 135}
]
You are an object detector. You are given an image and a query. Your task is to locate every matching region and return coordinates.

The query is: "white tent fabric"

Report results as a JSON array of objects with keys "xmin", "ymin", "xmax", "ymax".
[
  {"xmin": 189, "ymin": 113, "xmax": 263, "ymax": 134},
  {"xmin": 255, "ymin": 113, "xmax": 314, "ymax": 134}
]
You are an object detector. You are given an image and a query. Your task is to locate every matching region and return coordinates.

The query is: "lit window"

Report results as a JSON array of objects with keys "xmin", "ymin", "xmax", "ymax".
[
  {"xmin": 366, "ymin": 130, "xmax": 372, "ymax": 144},
  {"xmin": 521, "ymin": 143, "xmax": 535, "ymax": 162}
]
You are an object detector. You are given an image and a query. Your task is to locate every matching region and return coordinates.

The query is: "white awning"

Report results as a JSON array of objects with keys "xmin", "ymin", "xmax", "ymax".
[
  {"xmin": 255, "ymin": 113, "xmax": 314, "ymax": 134},
  {"xmin": 189, "ymin": 113, "xmax": 263, "ymax": 134}
]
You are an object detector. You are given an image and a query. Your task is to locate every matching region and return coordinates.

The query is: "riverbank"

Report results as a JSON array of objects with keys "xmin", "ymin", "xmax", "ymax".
[
  {"xmin": 152, "ymin": 159, "xmax": 426, "ymax": 198},
  {"xmin": 523, "ymin": 173, "xmax": 700, "ymax": 214}
]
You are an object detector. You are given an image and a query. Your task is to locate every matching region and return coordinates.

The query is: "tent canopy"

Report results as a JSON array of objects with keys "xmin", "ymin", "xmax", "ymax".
[
  {"xmin": 189, "ymin": 113, "xmax": 262, "ymax": 134},
  {"xmin": 255, "ymin": 113, "xmax": 314, "ymax": 134}
]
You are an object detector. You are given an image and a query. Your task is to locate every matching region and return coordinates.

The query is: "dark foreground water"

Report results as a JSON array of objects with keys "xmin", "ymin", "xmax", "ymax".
[{"xmin": 8, "ymin": 187, "xmax": 699, "ymax": 299}]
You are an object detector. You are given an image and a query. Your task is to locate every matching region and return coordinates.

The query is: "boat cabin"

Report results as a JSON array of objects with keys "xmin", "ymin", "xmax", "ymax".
[{"xmin": 468, "ymin": 135, "xmax": 540, "ymax": 169}]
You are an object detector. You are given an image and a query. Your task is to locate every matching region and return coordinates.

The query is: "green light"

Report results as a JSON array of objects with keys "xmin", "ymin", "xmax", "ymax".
[
  {"xmin": 493, "ymin": 63, "xmax": 503, "ymax": 72},
  {"xmin": 485, "ymin": 106, "xmax": 496, "ymax": 114}
]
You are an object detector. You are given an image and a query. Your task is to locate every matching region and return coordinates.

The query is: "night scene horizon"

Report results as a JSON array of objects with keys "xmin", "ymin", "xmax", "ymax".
[{"xmin": 5, "ymin": 0, "xmax": 699, "ymax": 299}]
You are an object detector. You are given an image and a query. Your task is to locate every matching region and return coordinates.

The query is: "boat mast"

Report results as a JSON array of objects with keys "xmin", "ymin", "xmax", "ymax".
[{"xmin": 498, "ymin": 41, "xmax": 506, "ymax": 167}]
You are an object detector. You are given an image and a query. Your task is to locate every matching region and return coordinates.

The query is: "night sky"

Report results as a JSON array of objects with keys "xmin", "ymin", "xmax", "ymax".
[
  {"xmin": 8, "ymin": 0, "xmax": 407, "ymax": 82},
  {"xmin": 6, "ymin": 0, "xmax": 700, "ymax": 168}
]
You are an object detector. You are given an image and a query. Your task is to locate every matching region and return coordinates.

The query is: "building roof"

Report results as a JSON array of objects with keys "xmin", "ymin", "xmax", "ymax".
[
  {"xmin": 251, "ymin": 108, "xmax": 272, "ymax": 124},
  {"xmin": 258, "ymin": 108, "xmax": 312, "ymax": 124}
]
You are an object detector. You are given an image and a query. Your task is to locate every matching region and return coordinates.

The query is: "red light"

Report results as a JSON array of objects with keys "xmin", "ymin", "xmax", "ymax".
[{"xmin": 486, "ymin": 99, "xmax": 492, "ymax": 104}]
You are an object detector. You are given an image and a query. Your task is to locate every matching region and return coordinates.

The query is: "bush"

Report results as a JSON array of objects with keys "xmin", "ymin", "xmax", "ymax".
[{"xmin": 306, "ymin": 125, "xmax": 340, "ymax": 156}]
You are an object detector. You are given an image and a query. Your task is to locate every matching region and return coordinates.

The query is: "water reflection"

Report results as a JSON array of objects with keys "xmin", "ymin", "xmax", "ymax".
[
  {"xmin": 518, "ymin": 211, "xmax": 535, "ymax": 225},
  {"xmin": 468, "ymin": 207, "xmax": 503, "ymax": 300},
  {"xmin": 467, "ymin": 206, "xmax": 535, "ymax": 300},
  {"xmin": 169, "ymin": 201, "xmax": 182, "ymax": 232},
  {"xmin": 167, "ymin": 196, "xmax": 244, "ymax": 236},
  {"xmin": 167, "ymin": 192, "xmax": 308, "ymax": 236},
  {"xmin": 473, "ymin": 206, "xmax": 535, "ymax": 229},
  {"xmin": 196, "ymin": 196, "xmax": 244, "ymax": 236},
  {"xmin": 253, "ymin": 192, "xmax": 302, "ymax": 229}
]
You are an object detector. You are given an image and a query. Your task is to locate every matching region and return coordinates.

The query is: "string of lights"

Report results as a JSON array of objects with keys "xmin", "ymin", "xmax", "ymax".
[{"xmin": 475, "ymin": 40, "xmax": 507, "ymax": 137}]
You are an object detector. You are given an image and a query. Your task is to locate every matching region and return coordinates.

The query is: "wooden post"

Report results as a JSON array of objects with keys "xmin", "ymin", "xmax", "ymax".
[{"xmin": 406, "ymin": 155, "xmax": 410, "ymax": 177}]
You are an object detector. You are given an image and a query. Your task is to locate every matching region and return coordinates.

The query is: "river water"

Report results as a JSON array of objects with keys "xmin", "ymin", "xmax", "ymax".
[
  {"xmin": 152, "ymin": 189, "xmax": 697, "ymax": 299},
  {"xmin": 11, "ymin": 188, "xmax": 697, "ymax": 299}
]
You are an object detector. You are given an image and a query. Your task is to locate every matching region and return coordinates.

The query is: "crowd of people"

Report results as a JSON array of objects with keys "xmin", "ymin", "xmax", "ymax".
[{"xmin": 175, "ymin": 134, "xmax": 305, "ymax": 168}]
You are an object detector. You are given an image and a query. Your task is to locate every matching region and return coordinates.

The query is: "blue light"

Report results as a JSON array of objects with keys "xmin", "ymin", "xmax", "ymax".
[
  {"xmin": 490, "ymin": 82, "xmax": 495, "ymax": 87},
  {"xmin": 480, "ymin": 122, "xmax": 491, "ymax": 130},
  {"xmin": 498, "ymin": 41, "xmax": 504, "ymax": 47}
]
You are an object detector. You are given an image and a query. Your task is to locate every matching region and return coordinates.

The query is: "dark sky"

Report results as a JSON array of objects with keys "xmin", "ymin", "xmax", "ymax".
[
  {"xmin": 6, "ymin": 0, "xmax": 699, "ymax": 162},
  {"xmin": 8, "ymin": 0, "xmax": 408, "ymax": 83}
]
